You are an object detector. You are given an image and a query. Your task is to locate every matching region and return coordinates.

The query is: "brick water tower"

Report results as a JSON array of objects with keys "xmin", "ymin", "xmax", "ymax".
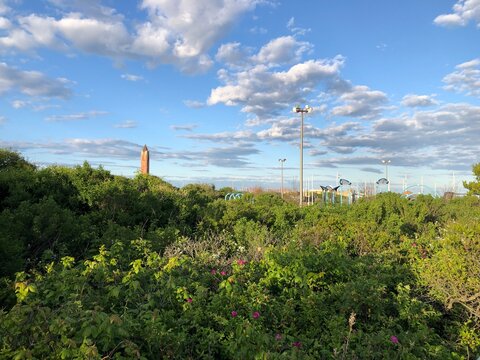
[{"xmin": 140, "ymin": 145, "xmax": 149, "ymax": 174}]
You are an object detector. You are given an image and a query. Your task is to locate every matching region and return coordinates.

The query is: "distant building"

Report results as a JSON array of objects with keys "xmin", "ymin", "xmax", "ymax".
[{"xmin": 140, "ymin": 145, "xmax": 149, "ymax": 174}]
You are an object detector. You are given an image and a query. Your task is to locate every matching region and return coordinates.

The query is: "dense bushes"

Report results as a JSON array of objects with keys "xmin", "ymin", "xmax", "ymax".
[
  {"xmin": 0, "ymin": 240, "xmax": 461, "ymax": 359},
  {"xmin": 0, "ymin": 149, "xmax": 479, "ymax": 358}
]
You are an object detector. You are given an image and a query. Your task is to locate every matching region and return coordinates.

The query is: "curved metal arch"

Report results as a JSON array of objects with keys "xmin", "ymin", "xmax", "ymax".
[{"xmin": 225, "ymin": 192, "xmax": 244, "ymax": 201}]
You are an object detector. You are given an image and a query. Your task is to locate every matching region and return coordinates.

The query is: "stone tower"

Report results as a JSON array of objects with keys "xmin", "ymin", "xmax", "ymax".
[{"xmin": 140, "ymin": 145, "xmax": 149, "ymax": 174}]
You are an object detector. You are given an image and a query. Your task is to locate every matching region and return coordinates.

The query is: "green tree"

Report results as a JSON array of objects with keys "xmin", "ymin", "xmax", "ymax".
[
  {"xmin": 0, "ymin": 149, "xmax": 35, "ymax": 171},
  {"xmin": 464, "ymin": 163, "xmax": 480, "ymax": 195}
]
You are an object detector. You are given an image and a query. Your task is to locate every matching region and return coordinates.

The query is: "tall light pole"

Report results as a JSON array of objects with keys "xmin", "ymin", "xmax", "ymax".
[
  {"xmin": 293, "ymin": 104, "xmax": 313, "ymax": 206},
  {"xmin": 382, "ymin": 159, "xmax": 391, "ymax": 191},
  {"xmin": 278, "ymin": 158, "xmax": 286, "ymax": 199}
]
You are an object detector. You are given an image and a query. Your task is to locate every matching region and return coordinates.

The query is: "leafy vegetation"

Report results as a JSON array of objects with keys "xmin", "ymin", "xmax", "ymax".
[{"xmin": 0, "ymin": 149, "xmax": 479, "ymax": 359}]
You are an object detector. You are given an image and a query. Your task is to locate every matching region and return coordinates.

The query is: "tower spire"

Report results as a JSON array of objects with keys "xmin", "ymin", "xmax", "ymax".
[{"xmin": 141, "ymin": 145, "xmax": 150, "ymax": 174}]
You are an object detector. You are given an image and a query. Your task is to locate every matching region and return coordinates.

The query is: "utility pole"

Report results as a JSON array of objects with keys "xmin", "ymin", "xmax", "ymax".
[
  {"xmin": 293, "ymin": 105, "xmax": 313, "ymax": 206},
  {"xmin": 382, "ymin": 159, "xmax": 391, "ymax": 191},
  {"xmin": 278, "ymin": 158, "xmax": 286, "ymax": 199}
]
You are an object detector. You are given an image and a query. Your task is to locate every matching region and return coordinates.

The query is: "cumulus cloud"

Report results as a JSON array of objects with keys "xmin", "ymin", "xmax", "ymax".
[
  {"xmin": 46, "ymin": 110, "xmax": 108, "ymax": 122},
  {"xmin": 434, "ymin": 0, "xmax": 480, "ymax": 27},
  {"xmin": 139, "ymin": 0, "xmax": 260, "ymax": 58},
  {"xmin": 0, "ymin": 0, "xmax": 9, "ymax": 15},
  {"xmin": 0, "ymin": 62, "xmax": 72, "ymax": 98},
  {"xmin": 216, "ymin": 36, "xmax": 312, "ymax": 69},
  {"xmin": 251, "ymin": 36, "xmax": 312, "ymax": 66},
  {"xmin": 0, "ymin": 0, "xmax": 264, "ymax": 72},
  {"xmin": 443, "ymin": 58, "xmax": 480, "ymax": 96},
  {"xmin": 330, "ymin": 85, "xmax": 388, "ymax": 119},
  {"xmin": 401, "ymin": 94, "xmax": 438, "ymax": 107},
  {"xmin": 215, "ymin": 42, "xmax": 253, "ymax": 68},
  {"xmin": 184, "ymin": 101, "xmax": 480, "ymax": 172},
  {"xmin": 183, "ymin": 119, "xmax": 362, "ymax": 148},
  {"xmin": 0, "ymin": 16, "xmax": 10, "ymax": 29},
  {"xmin": 208, "ymin": 56, "xmax": 345, "ymax": 118},
  {"xmin": 212, "ymin": 34, "xmax": 389, "ymax": 123},
  {"xmin": 314, "ymin": 103, "xmax": 480, "ymax": 169}
]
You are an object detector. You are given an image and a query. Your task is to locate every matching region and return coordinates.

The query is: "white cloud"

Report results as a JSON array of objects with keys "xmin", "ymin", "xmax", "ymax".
[
  {"xmin": 0, "ymin": 137, "xmax": 259, "ymax": 168},
  {"xmin": 139, "ymin": 0, "xmax": 260, "ymax": 56},
  {"xmin": 330, "ymin": 85, "xmax": 388, "ymax": 120},
  {"xmin": 0, "ymin": 16, "xmax": 10, "ymax": 29},
  {"xmin": 0, "ymin": 0, "xmax": 264, "ymax": 73},
  {"xmin": 0, "ymin": 115, "xmax": 6, "ymax": 125},
  {"xmin": 315, "ymin": 103, "xmax": 480, "ymax": 168},
  {"xmin": 132, "ymin": 0, "xmax": 264, "ymax": 71},
  {"xmin": 46, "ymin": 110, "xmax": 108, "ymax": 122},
  {"xmin": 443, "ymin": 58, "xmax": 480, "ymax": 96},
  {"xmin": 0, "ymin": 0, "xmax": 9, "ymax": 15},
  {"xmin": 252, "ymin": 35, "xmax": 312, "ymax": 66},
  {"xmin": 286, "ymin": 17, "xmax": 310, "ymax": 36},
  {"xmin": 183, "ymin": 100, "xmax": 480, "ymax": 172},
  {"xmin": 215, "ymin": 42, "xmax": 252, "ymax": 68},
  {"xmin": 121, "ymin": 73, "xmax": 144, "ymax": 82},
  {"xmin": 0, "ymin": 138, "xmax": 143, "ymax": 160},
  {"xmin": 216, "ymin": 36, "xmax": 313, "ymax": 69},
  {"xmin": 11, "ymin": 99, "xmax": 29, "ymax": 109},
  {"xmin": 183, "ymin": 119, "xmax": 361, "ymax": 148},
  {"xmin": 434, "ymin": 0, "xmax": 480, "ymax": 27},
  {"xmin": 114, "ymin": 120, "xmax": 137, "ymax": 128},
  {"xmin": 10, "ymin": 99, "xmax": 59, "ymax": 111},
  {"xmin": 401, "ymin": 94, "xmax": 438, "ymax": 107},
  {"xmin": 0, "ymin": 62, "xmax": 72, "ymax": 98},
  {"xmin": 208, "ymin": 57, "xmax": 344, "ymax": 118}
]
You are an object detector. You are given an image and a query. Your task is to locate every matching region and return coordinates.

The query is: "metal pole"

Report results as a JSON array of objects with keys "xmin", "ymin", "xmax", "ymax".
[
  {"xmin": 300, "ymin": 111, "xmax": 304, "ymax": 206},
  {"xmin": 281, "ymin": 161, "xmax": 284, "ymax": 199},
  {"xmin": 293, "ymin": 105, "xmax": 311, "ymax": 206},
  {"xmin": 382, "ymin": 160, "xmax": 391, "ymax": 191},
  {"xmin": 279, "ymin": 159, "xmax": 286, "ymax": 199}
]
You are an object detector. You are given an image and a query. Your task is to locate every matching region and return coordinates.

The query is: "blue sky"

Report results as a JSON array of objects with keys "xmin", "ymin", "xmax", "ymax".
[{"xmin": 1, "ymin": 0, "xmax": 480, "ymax": 192}]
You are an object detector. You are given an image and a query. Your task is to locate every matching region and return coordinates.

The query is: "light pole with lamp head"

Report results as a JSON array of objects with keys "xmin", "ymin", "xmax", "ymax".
[
  {"xmin": 382, "ymin": 159, "xmax": 391, "ymax": 191},
  {"xmin": 293, "ymin": 105, "xmax": 313, "ymax": 206},
  {"xmin": 278, "ymin": 158, "xmax": 286, "ymax": 199}
]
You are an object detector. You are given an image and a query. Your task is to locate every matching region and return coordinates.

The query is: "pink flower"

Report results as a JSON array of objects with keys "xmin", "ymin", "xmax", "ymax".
[
  {"xmin": 252, "ymin": 311, "xmax": 260, "ymax": 319},
  {"xmin": 220, "ymin": 271, "xmax": 227, "ymax": 276},
  {"xmin": 210, "ymin": 269, "xmax": 217, "ymax": 275},
  {"xmin": 390, "ymin": 335, "xmax": 399, "ymax": 344},
  {"xmin": 237, "ymin": 259, "xmax": 247, "ymax": 266},
  {"xmin": 292, "ymin": 341, "xmax": 302, "ymax": 348},
  {"xmin": 231, "ymin": 311, "xmax": 238, "ymax": 318},
  {"xmin": 412, "ymin": 243, "xmax": 417, "ymax": 247},
  {"xmin": 186, "ymin": 297, "xmax": 193, "ymax": 303},
  {"xmin": 275, "ymin": 333, "xmax": 282, "ymax": 341}
]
